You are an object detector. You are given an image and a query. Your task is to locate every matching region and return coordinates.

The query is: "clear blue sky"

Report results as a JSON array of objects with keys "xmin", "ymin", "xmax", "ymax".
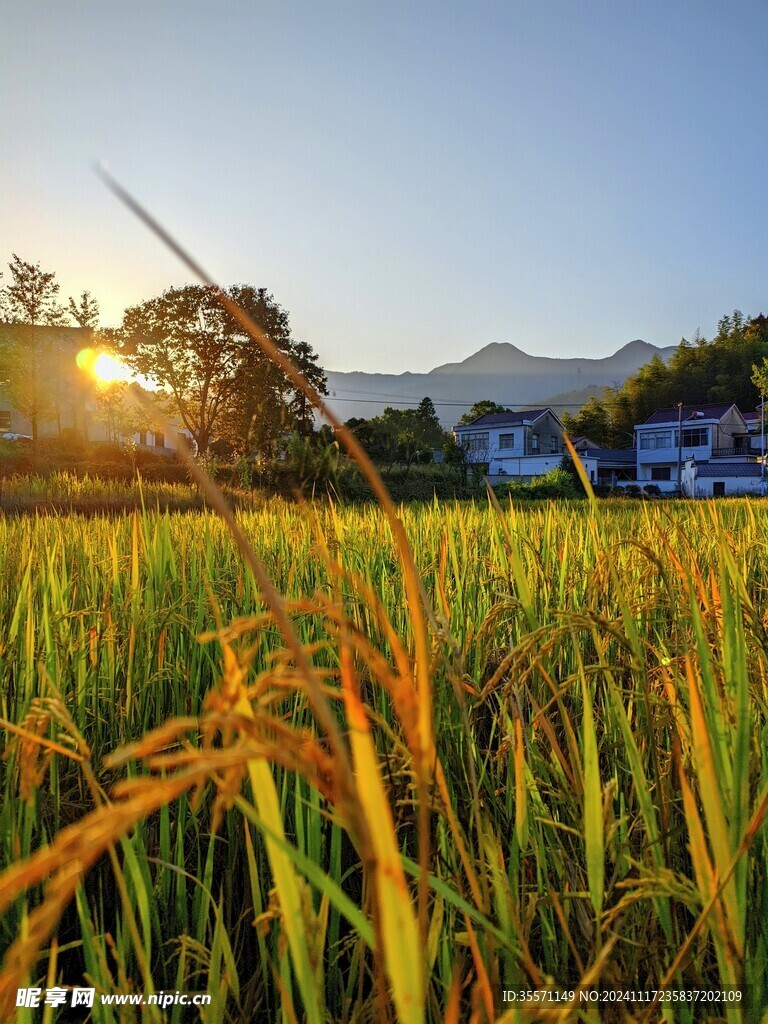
[{"xmin": 1, "ymin": 2, "xmax": 766, "ymax": 373}]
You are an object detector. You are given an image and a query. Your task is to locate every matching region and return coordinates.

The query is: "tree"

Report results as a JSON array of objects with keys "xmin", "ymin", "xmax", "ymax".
[
  {"xmin": 443, "ymin": 435, "xmax": 470, "ymax": 484},
  {"xmin": 109, "ymin": 284, "xmax": 322, "ymax": 458},
  {"xmin": 92, "ymin": 381, "xmax": 152, "ymax": 446},
  {"xmin": 344, "ymin": 400, "xmax": 442, "ymax": 470},
  {"xmin": 0, "ymin": 255, "xmax": 72, "ymax": 442},
  {"xmin": 68, "ymin": 291, "xmax": 100, "ymax": 328},
  {"xmin": 414, "ymin": 396, "xmax": 445, "ymax": 448},
  {"xmin": 290, "ymin": 340, "xmax": 329, "ymax": 435},
  {"xmin": 561, "ymin": 396, "xmax": 613, "ymax": 447},
  {"xmin": 0, "ymin": 254, "xmax": 68, "ymax": 326},
  {"xmin": 457, "ymin": 400, "xmax": 510, "ymax": 426},
  {"xmin": 750, "ymin": 356, "xmax": 768, "ymax": 444},
  {"xmin": 220, "ymin": 287, "xmax": 323, "ymax": 460}
]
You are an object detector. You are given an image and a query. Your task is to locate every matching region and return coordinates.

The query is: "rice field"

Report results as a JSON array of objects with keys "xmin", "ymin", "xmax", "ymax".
[{"xmin": 0, "ymin": 490, "xmax": 767, "ymax": 1023}]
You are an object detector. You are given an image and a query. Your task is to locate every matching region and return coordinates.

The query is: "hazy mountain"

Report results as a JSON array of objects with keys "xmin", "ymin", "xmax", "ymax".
[
  {"xmin": 325, "ymin": 340, "xmax": 677, "ymax": 424},
  {"xmin": 534, "ymin": 384, "xmax": 607, "ymax": 417}
]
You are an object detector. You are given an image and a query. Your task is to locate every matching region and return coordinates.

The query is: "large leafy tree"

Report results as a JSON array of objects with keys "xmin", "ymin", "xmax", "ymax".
[{"xmin": 108, "ymin": 284, "xmax": 325, "ymax": 458}]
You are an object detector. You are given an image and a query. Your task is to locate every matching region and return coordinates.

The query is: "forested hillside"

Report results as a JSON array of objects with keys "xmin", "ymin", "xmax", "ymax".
[{"xmin": 562, "ymin": 311, "xmax": 768, "ymax": 447}]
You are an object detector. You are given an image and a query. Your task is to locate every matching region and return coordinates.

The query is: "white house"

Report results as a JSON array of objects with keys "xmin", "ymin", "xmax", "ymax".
[
  {"xmin": 634, "ymin": 403, "xmax": 759, "ymax": 493},
  {"xmin": 452, "ymin": 408, "xmax": 638, "ymax": 486},
  {"xmin": 453, "ymin": 408, "xmax": 566, "ymax": 480},
  {"xmin": 681, "ymin": 458, "xmax": 766, "ymax": 497}
]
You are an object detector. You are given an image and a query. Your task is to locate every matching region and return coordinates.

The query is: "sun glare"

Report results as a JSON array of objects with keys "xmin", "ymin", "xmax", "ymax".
[{"xmin": 76, "ymin": 348, "xmax": 131, "ymax": 383}]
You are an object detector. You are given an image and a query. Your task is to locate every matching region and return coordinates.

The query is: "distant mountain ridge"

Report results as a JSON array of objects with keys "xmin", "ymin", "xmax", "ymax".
[{"xmin": 326, "ymin": 340, "xmax": 678, "ymax": 424}]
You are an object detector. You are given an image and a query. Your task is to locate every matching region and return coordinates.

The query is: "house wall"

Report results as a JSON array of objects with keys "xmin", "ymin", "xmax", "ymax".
[
  {"xmin": 693, "ymin": 477, "xmax": 764, "ymax": 497},
  {"xmin": 0, "ymin": 404, "xmax": 29, "ymax": 435},
  {"xmin": 636, "ymin": 421, "xmax": 714, "ymax": 470},
  {"xmin": 682, "ymin": 460, "xmax": 764, "ymax": 496},
  {"xmin": 716, "ymin": 407, "xmax": 746, "ymax": 448},
  {"xmin": 0, "ymin": 324, "xmax": 96, "ymax": 438},
  {"xmin": 532, "ymin": 411, "xmax": 565, "ymax": 455},
  {"xmin": 6, "ymin": 407, "xmax": 83, "ymax": 438},
  {"xmin": 488, "ymin": 454, "xmax": 570, "ymax": 480}
]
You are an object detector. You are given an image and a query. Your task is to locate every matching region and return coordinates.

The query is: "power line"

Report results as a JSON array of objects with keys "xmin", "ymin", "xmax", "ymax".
[{"xmin": 326, "ymin": 395, "xmax": 587, "ymax": 408}]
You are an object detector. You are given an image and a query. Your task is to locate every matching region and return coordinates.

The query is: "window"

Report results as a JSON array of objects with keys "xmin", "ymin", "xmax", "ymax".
[
  {"xmin": 675, "ymin": 427, "xmax": 708, "ymax": 447},
  {"xmin": 498, "ymin": 432, "xmax": 515, "ymax": 449},
  {"xmin": 713, "ymin": 481, "xmax": 725, "ymax": 496},
  {"xmin": 154, "ymin": 431, "xmax": 165, "ymax": 448},
  {"xmin": 640, "ymin": 432, "xmax": 673, "ymax": 450},
  {"xmin": 138, "ymin": 430, "xmax": 147, "ymax": 446},
  {"xmin": 463, "ymin": 431, "xmax": 489, "ymax": 452},
  {"xmin": 651, "ymin": 467, "xmax": 671, "ymax": 481},
  {"xmin": 0, "ymin": 411, "xmax": 10, "ymax": 431},
  {"xmin": 531, "ymin": 433, "xmax": 539, "ymax": 452}
]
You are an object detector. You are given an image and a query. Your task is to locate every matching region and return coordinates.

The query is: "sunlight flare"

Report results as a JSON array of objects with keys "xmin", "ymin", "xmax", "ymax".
[{"xmin": 76, "ymin": 347, "xmax": 131, "ymax": 384}]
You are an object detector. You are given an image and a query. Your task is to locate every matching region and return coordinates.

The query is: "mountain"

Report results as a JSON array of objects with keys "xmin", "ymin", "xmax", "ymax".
[{"xmin": 325, "ymin": 340, "xmax": 678, "ymax": 425}]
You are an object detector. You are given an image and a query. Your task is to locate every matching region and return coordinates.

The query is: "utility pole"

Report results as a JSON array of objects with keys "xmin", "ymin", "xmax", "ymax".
[
  {"xmin": 676, "ymin": 402, "xmax": 684, "ymax": 497},
  {"xmin": 762, "ymin": 394, "xmax": 766, "ymax": 493}
]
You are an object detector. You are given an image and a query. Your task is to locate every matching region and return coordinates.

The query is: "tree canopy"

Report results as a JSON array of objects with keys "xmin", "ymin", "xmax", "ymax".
[
  {"xmin": 457, "ymin": 400, "xmax": 511, "ymax": 425},
  {"xmin": 345, "ymin": 397, "xmax": 447, "ymax": 468},
  {"xmin": 105, "ymin": 283, "xmax": 327, "ymax": 457}
]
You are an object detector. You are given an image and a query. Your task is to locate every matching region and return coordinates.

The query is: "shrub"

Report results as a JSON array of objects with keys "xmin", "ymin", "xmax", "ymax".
[{"xmin": 494, "ymin": 466, "xmax": 582, "ymax": 501}]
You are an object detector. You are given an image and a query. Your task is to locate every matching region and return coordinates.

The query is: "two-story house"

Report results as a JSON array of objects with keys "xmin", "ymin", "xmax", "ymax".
[
  {"xmin": 634, "ymin": 403, "xmax": 759, "ymax": 492},
  {"xmin": 453, "ymin": 408, "xmax": 566, "ymax": 480}
]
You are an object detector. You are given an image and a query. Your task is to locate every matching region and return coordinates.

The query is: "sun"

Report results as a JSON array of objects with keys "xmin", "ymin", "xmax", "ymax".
[{"xmin": 76, "ymin": 348, "xmax": 132, "ymax": 383}]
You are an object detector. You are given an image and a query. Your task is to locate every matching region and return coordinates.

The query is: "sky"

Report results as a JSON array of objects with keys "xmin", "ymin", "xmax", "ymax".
[{"xmin": 1, "ymin": 1, "xmax": 767, "ymax": 374}]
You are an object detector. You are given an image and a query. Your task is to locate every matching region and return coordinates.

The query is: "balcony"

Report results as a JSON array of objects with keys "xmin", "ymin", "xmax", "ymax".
[{"xmin": 710, "ymin": 446, "xmax": 756, "ymax": 459}]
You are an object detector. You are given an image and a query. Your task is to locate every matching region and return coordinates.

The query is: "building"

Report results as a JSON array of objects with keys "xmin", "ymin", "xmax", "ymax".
[
  {"xmin": 682, "ymin": 459, "xmax": 765, "ymax": 497},
  {"xmin": 453, "ymin": 408, "xmax": 566, "ymax": 480},
  {"xmin": 0, "ymin": 323, "xmax": 193, "ymax": 456},
  {"xmin": 634, "ymin": 403, "xmax": 759, "ymax": 493},
  {"xmin": 452, "ymin": 408, "xmax": 638, "ymax": 486},
  {"xmin": 0, "ymin": 325, "xmax": 93, "ymax": 438}
]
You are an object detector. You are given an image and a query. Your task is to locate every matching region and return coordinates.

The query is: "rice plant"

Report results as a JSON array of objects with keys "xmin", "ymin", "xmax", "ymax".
[{"xmin": 0, "ymin": 490, "xmax": 766, "ymax": 1022}]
